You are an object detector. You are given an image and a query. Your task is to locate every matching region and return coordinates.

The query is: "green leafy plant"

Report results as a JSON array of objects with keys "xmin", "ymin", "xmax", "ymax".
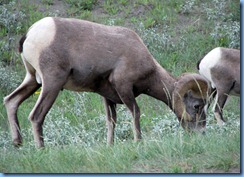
[
  {"xmin": 0, "ymin": 0, "xmax": 26, "ymax": 64},
  {"xmin": 66, "ymin": 0, "xmax": 97, "ymax": 11}
]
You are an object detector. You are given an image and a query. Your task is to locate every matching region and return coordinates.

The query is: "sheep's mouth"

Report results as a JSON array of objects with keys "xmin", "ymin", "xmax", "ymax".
[
  {"xmin": 181, "ymin": 123, "xmax": 206, "ymax": 135},
  {"xmin": 182, "ymin": 119, "xmax": 205, "ymax": 126},
  {"xmin": 181, "ymin": 111, "xmax": 206, "ymax": 133}
]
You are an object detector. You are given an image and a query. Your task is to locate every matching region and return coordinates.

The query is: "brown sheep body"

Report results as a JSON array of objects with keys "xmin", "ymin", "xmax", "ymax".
[{"xmin": 4, "ymin": 17, "xmax": 209, "ymax": 148}]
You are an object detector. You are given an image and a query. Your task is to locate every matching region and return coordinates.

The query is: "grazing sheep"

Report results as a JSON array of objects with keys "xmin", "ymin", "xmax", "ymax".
[
  {"xmin": 197, "ymin": 47, "xmax": 240, "ymax": 125},
  {"xmin": 4, "ymin": 17, "xmax": 209, "ymax": 148}
]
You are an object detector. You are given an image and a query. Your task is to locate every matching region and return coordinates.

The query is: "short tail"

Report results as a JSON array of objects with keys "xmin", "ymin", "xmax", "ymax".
[
  {"xmin": 196, "ymin": 58, "xmax": 202, "ymax": 70},
  {"xmin": 19, "ymin": 34, "xmax": 26, "ymax": 53}
]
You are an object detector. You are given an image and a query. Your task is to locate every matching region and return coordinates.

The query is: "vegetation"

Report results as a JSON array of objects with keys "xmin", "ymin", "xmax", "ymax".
[{"xmin": 0, "ymin": 0, "xmax": 240, "ymax": 173}]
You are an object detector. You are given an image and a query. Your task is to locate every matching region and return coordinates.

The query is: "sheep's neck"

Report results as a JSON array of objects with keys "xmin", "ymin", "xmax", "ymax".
[{"xmin": 145, "ymin": 64, "xmax": 176, "ymax": 109}]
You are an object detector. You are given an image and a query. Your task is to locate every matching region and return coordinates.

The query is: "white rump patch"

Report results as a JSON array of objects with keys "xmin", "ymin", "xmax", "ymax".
[
  {"xmin": 22, "ymin": 17, "xmax": 56, "ymax": 73},
  {"xmin": 199, "ymin": 47, "xmax": 222, "ymax": 88}
]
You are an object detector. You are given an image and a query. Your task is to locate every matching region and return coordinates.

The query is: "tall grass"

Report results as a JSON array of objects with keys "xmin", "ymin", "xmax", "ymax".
[
  {"xmin": 0, "ymin": 85, "xmax": 240, "ymax": 173},
  {"xmin": 0, "ymin": 0, "xmax": 240, "ymax": 173},
  {"xmin": 0, "ymin": 127, "xmax": 240, "ymax": 173}
]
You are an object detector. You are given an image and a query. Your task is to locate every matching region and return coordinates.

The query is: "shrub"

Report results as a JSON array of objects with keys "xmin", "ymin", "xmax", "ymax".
[
  {"xmin": 0, "ymin": 0, "xmax": 26, "ymax": 64},
  {"xmin": 0, "ymin": 63, "xmax": 21, "ymax": 94}
]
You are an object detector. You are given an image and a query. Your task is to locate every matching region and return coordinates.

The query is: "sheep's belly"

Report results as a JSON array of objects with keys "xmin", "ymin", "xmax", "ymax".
[{"xmin": 62, "ymin": 80, "xmax": 94, "ymax": 92}]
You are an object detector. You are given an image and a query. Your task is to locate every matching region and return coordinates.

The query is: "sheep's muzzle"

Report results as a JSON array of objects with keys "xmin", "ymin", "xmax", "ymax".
[{"xmin": 172, "ymin": 73, "xmax": 210, "ymax": 132}]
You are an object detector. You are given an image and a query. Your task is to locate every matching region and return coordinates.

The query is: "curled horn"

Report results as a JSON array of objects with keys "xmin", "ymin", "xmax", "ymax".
[{"xmin": 172, "ymin": 73, "xmax": 210, "ymax": 122}]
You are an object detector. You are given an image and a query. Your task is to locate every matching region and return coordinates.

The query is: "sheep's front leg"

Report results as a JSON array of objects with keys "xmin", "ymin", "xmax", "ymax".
[
  {"xmin": 131, "ymin": 102, "xmax": 141, "ymax": 141},
  {"xmin": 114, "ymin": 84, "xmax": 141, "ymax": 141},
  {"xmin": 103, "ymin": 98, "xmax": 117, "ymax": 145},
  {"xmin": 4, "ymin": 74, "xmax": 40, "ymax": 147}
]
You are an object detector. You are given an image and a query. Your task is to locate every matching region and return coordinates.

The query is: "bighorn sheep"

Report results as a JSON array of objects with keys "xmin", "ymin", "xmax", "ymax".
[
  {"xmin": 4, "ymin": 17, "xmax": 209, "ymax": 148},
  {"xmin": 197, "ymin": 47, "xmax": 240, "ymax": 125}
]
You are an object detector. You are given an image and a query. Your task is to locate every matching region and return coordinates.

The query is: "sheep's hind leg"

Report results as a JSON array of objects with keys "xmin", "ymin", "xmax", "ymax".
[
  {"xmin": 213, "ymin": 92, "xmax": 228, "ymax": 125},
  {"xmin": 103, "ymin": 98, "xmax": 117, "ymax": 145},
  {"xmin": 4, "ymin": 74, "xmax": 40, "ymax": 147},
  {"xmin": 28, "ymin": 76, "xmax": 67, "ymax": 148}
]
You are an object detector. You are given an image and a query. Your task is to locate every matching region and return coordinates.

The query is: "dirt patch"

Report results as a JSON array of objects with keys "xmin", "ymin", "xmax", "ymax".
[
  {"xmin": 27, "ymin": 0, "xmax": 68, "ymax": 16},
  {"xmin": 201, "ymin": 167, "xmax": 240, "ymax": 173}
]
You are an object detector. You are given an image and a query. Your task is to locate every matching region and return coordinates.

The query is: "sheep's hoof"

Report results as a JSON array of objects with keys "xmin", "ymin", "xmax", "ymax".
[
  {"xmin": 214, "ymin": 112, "xmax": 225, "ymax": 126},
  {"xmin": 13, "ymin": 139, "xmax": 22, "ymax": 148},
  {"xmin": 216, "ymin": 119, "xmax": 225, "ymax": 126}
]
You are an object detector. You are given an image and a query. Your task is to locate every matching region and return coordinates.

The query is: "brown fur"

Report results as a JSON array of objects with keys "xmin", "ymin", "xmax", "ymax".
[
  {"xmin": 4, "ymin": 17, "xmax": 209, "ymax": 148},
  {"xmin": 18, "ymin": 34, "xmax": 26, "ymax": 53}
]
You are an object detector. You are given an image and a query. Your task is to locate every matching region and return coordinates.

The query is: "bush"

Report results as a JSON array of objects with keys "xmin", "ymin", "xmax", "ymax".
[
  {"xmin": 0, "ymin": 63, "xmax": 21, "ymax": 94},
  {"xmin": 0, "ymin": 0, "xmax": 26, "ymax": 64}
]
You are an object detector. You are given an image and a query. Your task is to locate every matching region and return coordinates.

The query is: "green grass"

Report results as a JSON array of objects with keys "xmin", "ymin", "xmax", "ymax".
[
  {"xmin": 0, "ymin": 0, "xmax": 240, "ymax": 173},
  {"xmin": 0, "ymin": 87, "xmax": 240, "ymax": 173},
  {"xmin": 0, "ymin": 131, "xmax": 240, "ymax": 173}
]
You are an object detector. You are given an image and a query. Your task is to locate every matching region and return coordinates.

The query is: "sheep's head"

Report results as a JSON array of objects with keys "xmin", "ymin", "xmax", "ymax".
[{"xmin": 172, "ymin": 73, "xmax": 210, "ymax": 133}]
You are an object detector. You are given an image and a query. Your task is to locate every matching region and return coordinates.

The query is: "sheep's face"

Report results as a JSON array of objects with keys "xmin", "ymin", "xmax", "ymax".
[
  {"xmin": 181, "ymin": 90, "xmax": 207, "ymax": 133},
  {"xmin": 173, "ymin": 73, "xmax": 209, "ymax": 133}
]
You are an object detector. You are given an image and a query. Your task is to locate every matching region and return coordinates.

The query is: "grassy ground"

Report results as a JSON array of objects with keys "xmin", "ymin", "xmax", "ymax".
[
  {"xmin": 0, "ymin": 132, "xmax": 240, "ymax": 173},
  {"xmin": 0, "ymin": 0, "xmax": 240, "ymax": 173}
]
